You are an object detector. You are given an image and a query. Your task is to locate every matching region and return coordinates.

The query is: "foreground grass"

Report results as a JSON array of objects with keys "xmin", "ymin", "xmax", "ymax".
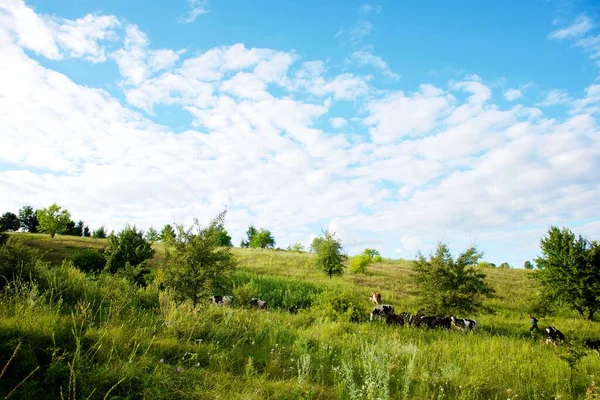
[{"xmin": 2, "ymin": 234, "xmax": 599, "ymax": 399}]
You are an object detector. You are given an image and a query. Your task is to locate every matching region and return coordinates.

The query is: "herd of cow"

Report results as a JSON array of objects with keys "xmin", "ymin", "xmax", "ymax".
[{"xmin": 209, "ymin": 292, "xmax": 600, "ymax": 354}]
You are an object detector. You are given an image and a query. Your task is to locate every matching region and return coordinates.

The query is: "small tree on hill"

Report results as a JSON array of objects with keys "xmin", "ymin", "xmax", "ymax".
[
  {"xmin": 535, "ymin": 226, "xmax": 600, "ymax": 320},
  {"xmin": 18, "ymin": 206, "xmax": 38, "ymax": 233},
  {"xmin": 0, "ymin": 212, "xmax": 20, "ymax": 232},
  {"xmin": 412, "ymin": 243, "xmax": 495, "ymax": 315},
  {"xmin": 83, "ymin": 226, "xmax": 91, "ymax": 237},
  {"xmin": 92, "ymin": 226, "xmax": 107, "ymax": 239},
  {"xmin": 145, "ymin": 226, "xmax": 159, "ymax": 242},
  {"xmin": 163, "ymin": 211, "xmax": 237, "ymax": 306},
  {"xmin": 524, "ymin": 260, "xmax": 534, "ymax": 270},
  {"xmin": 349, "ymin": 248, "xmax": 380, "ymax": 274},
  {"xmin": 160, "ymin": 224, "xmax": 175, "ymax": 242},
  {"xmin": 310, "ymin": 237, "xmax": 324, "ymax": 253},
  {"xmin": 240, "ymin": 226, "xmax": 258, "ymax": 248},
  {"xmin": 314, "ymin": 230, "xmax": 347, "ymax": 279},
  {"xmin": 214, "ymin": 228, "xmax": 233, "ymax": 247},
  {"xmin": 36, "ymin": 204, "xmax": 71, "ymax": 238},
  {"xmin": 499, "ymin": 262, "xmax": 511, "ymax": 269},
  {"xmin": 249, "ymin": 229, "xmax": 275, "ymax": 249},
  {"xmin": 287, "ymin": 242, "xmax": 304, "ymax": 253},
  {"xmin": 105, "ymin": 226, "xmax": 155, "ymax": 274}
]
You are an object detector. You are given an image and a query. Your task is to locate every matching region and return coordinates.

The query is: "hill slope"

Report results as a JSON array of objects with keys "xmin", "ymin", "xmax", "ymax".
[{"xmin": 1, "ymin": 233, "xmax": 599, "ymax": 399}]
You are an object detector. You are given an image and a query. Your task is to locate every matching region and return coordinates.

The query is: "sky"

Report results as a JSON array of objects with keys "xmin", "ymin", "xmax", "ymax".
[{"xmin": 1, "ymin": 0, "xmax": 600, "ymax": 268}]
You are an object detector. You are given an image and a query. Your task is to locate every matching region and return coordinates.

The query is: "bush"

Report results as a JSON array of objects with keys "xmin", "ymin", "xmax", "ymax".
[
  {"xmin": 72, "ymin": 249, "xmax": 106, "ymax": 273},
  {"xmin": 105, "ymin": 226, "xmax": 154, "ymax": 274},
  {"xmin": 313, "ymin": 290, "xmax": 366, "ymax": 323},
  {"xmin": 0, "ymin": 237, "xmax": 42, "ymax": 290},
  {"xmin": 349, "ymin": 254, "xmax": 371, "ymax": 274},
  {"xmin": 232, "ymin": 282, "xmax": 258, "ymax": 307}
]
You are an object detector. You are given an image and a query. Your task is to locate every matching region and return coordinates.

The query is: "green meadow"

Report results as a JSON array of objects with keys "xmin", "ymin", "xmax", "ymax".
[{"xmin": 1, "ymin": 233, "xmax": 599, "ymax": 399}]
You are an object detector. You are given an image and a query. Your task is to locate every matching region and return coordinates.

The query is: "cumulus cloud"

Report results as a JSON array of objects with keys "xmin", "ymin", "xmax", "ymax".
[
  {"xmin": 350, "ymin": 49, "xmax": 399, "ymax": 80},
  {"xmin": 1, "ymin": 1, "xmax": 600, "ymax": 269},
  {"xmin": 504, "ymin": 88, "xmax": 523, "ymax": 101}
]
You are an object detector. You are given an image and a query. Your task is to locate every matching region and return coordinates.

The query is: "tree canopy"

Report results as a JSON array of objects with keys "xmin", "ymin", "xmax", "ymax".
[
  {"xmin": 412, "ymin": 243, "xmax": 495, "ymax": 315},
  {"xmin": 0, "ymin": 212, "xmax": 20, "ymax": 232},
  {"xmin": 535, "ymin": 226, "xmax": 600, "ymax": 320},
  {"xmin": 36, "ymin": 204, "xmax": 71, "ymax": 238},
  {"xmin": 314, "ymin": 230, "xmax": 347, "ymax": 279},
  {"xmin": 163, "ymin": 211, "xmax": 237, "ymax": 306},
  {"xmin": 160, "ymin": 224, "xmax": 175, "ymax": 242},
  {"xmin": 105, "ymin": 226, "xmax": 155, "ymax": 274},
  {"xmin": 241, "ymin": 226, "xmax": 275, "ymax": 249},
  {"xmin": 18, "ymin": 206, "xmax": 38, "ymax": 233}
]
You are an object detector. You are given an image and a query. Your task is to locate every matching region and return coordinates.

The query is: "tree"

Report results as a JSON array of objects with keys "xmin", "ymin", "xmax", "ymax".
[
  {"xmin": 145, "ymin": 226, "xmax": 159, "ymax": 242},
  {"xmin": 104, "ymin": 225, "xmax": 155, "ymax": 274},
  {"xmin": 314, "ymin": 230, "xmax": 347, "ymax": 279},
  {"xmin": 240, "ymin": 226, "xmax": 258, "ymax": 248},
  {"xmin": 92, "ymin": 226, "xmax": 107, "ymax": 239},
  {"xmin": 535, "ymin": 226, "xmax": 600, "ymax": 320},
  {"xmin": 18, "ymin": 206, "xmax": 38, "ymax": 233},
  {"xmin": 83, "ymin": 226, "xmax": 91, "ymax": 237},
  {"xmin": 287, "ymin": 242, "xmax": 304, "ymax": 253},
  {"xmin": 160, "ymin": 224, "xmax": 175, "ymax": 242},
  {"xmin": 411, "ymin": 243, "xmax": 495, "ymax": 315},
  {"xmin": 349, "ymin": 248, "xmax": 380, "ymax": 274},
  {"xmin": 524, "ymin": 260, "xmax": 534, "ymax": 270},
  {"xmin": 310, "ymin": 237, "xmax": 324, "ymax": 253},
  {"xmin": 249, "ymin": 229, "xmax": 275, "ymax": 249},
  {"xmin": 163, "ymin": 211, "xmax": 237, "ymax": 306},
  {"xmin": 499, "ymin": 262, "xmax": 511, "ymax": 269},
  {"xmin": 214, "ymin": 228, "xmax": 233, "ymax": 247},
  {"xmin": 65, "ymin": 220, "xmax": 84, "ymax": 236},
  {"xmin": 36, "ymin": 204, "xmax": 71, "ymax": 238},
  {"xmin": 0, "ymin": 212, "xmax": 20, "ymax": 232}
]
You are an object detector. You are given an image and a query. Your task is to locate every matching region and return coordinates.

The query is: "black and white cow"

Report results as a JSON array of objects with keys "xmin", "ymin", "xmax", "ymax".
[
  {"xmin": 370, "ymin": 304, "xmax": 395, "ymax": 321},
  {"xmin": 450, "ymin": 316, "xmax": 477, "ymax": 332},
  {"xmin": 250, "ymin": 298, "xmax": 268, "ymax": 310},
  {"xmin": 584, "ymin": 340, "xmax": 600, "ymax": 356},
  {"xmin": 289, "ymin": 305, "xmax": 299, "ymax": 314},
  {"xmin": 210, "ymin": 295, "xmax": 233, "ymax": 306},
  {"xmin": 545, "ymin": 326, "xmax": 564, "ymax": 345}
]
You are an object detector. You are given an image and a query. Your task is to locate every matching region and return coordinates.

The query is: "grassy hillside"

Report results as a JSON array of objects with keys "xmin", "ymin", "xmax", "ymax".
[{"xmin": 2, "ymin": 233, "xmax": 600, "ymax": 399}]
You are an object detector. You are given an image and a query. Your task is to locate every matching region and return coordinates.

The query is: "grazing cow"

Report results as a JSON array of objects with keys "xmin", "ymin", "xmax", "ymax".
[
  {"xmin": 250, "ymin": 298, "xmax": 268, "ymax": 310},
  {"xmin": 413, "ymin": 315, "xmax": 436, "ymax": 328},
  {"xmin": 386, "ymin": 312, "xmax": 411, "ymax": 326},
  {"xmin": 451, "ymin": 316, "xmax": 477, "ymax": 332},
  {"xmin": 584, "ymin": 340, "xmax": 600, "ymax": 356},
  {"xmin": 432, "ymin": 316, "xmax": 452, "ymax": 330},
  {"xmin": 545, "ymin": 326, "xmax": 564, "ymax": 345},
  {"xmin": 370, "ymin": 292, "xmax": 382, "ymax": 305},
  {"xmin": 210, "ymin": 295, "xmax": 233, "ymax": 306},
  {"xmin": 289, "ymin": 305, "xmax": 299, "ymax": 314},
  {"xmin": 370, "ymin": 304, "xmax": 395, "ymax": 321}
]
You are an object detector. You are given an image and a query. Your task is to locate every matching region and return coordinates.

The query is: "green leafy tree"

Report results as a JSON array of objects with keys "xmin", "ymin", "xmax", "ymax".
[
  {"xmin": 18, "ymin": 206, "xmax": 38, "ymax": 233},
  {"xmin": 83, "ymin": 226, "xmax": 91, "ymax": 237},
  {"xmin": 287, "ymin": 242, "xmax": 304, "ymax": 253},
  {"xmin": 160, "ymin": 224, "xmax": 175, "ymax": 242},
  {"xmin": 92, "ymin": 226, "xmax": 107, "ymax": 239},
  {"xmin": 310, "ymin": 237, "xmax": 324, "ymax": 253},
  {"xmin": 477, "ymin": 261, "xmax": 496, "ymax": 268},
  {"xmin": 535, "ymin": 226, "xmax": 600, "ymax": 320},
  {"xmin": 314, "ymin": 230, "xmax": 347, "ymax": 279},
  {"xmin": 349, "ymin": 248, "xmax": 380, "ymax": 274},
  {"xmin": 249, "ymin": 228, "xmax": 275, "ymax": 249},
  {"xmin": 36, "ymin": 204, "xmax": 71, "ymax": 238},
  {"xmin": 499, "ymin": 262, "xmax": 511, "ymax": 269},
  {"xmin": 412, "ymin": 243, "xmax": 495, "ymax": 315},
  {"xmin": 104, "ymin": 226, "xmax": 155, "ymax": 274},
  {"xmin": 0, "ymin": 212, "xmax": 20, "ymax": 232},
  {"xmin": 214, "ymin": 228, "xmax": 233, "ymax": 247},
  {"xmin": 240, "ymin": 226, "xmax": 258, "ymax": 248},
  {"xmin": 524, "ymin": 260, "xmax": 534, "ymax": 270},
  {"xmin": 163, "ymin": 211, "xmax": 237, "ymax": 306},
  {"xmin": 65, "ymin": 220, "xmax": 84, "ymax": 236},
  {"xmin": 145, "ymin": 226, "xmax": 159, "ymax": 242}
]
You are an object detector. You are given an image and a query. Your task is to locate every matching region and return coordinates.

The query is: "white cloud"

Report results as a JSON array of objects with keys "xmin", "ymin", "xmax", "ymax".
[
  {"xmin": 179, "ymin": 0, "xmax": 209, "ymax": 24},
  {"xmin": 330, "ymin": 117, "xmax": 348, "ymax": 129},
  {"xmin": 0, "ymin": 0, "xmax": 119, "ymax": 62},
  {"xmin": 350, "ymin": 50, "xmax": 399, "ymax": 80},
  {"xmin": 504, "ymin": 88, "xmax": 523, "ymax": 101},
  {"xmin": 548, "ymin": 14, "xmax": 593, "ymax": 39},
  {"xmin": 537, "ymin": 89, "xmax": 572, "ymax": 106}
]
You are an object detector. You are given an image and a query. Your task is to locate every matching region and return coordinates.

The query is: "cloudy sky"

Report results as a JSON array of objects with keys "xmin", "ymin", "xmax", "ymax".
[{"xmin": 1, "ymin": 0, "xmax": 600, "ymax": 267}]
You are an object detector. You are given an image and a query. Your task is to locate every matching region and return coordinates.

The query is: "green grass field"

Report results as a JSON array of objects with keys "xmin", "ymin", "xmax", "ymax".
[{"xmin": 1, "ymin": 233, "xmax": 599, "ymax": 399}]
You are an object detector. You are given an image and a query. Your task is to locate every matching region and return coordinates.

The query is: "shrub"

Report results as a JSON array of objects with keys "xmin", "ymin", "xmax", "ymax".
[
  {"xmin": 72, "ymin": 249, "xmax": 106, "ymax": 273},
  {"xmin": 349, "ymin": 254, "xmax": 371, "ymax": 274},
  {"xmin": 0, "ymin": 237, "xmax": 42, "ymax": 290},
  {"xmin": 313, "ymin": 290, "xmax": 366, "ymax": 323},
  {"xmin": 105, "ymin": 226, "xmax": 154, "ymax": 274},
  {"xmin": 232, "ymin": 282, "xmax": 258, "ymax": 307}
]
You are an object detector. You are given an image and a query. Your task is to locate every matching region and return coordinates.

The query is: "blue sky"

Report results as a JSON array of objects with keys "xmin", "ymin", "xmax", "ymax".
[{"xmin": 1, "ymin": 0, "xmax": 600, "ymax": 268}]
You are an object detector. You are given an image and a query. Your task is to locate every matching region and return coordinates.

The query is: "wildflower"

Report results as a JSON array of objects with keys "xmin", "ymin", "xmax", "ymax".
[
  {"xmin": 177, "ymin": 367, "xmax": 183, "ymax": 373},
  {"xmin": 160, "ymin": 359, "xmax": 164, "ymax": 363}
]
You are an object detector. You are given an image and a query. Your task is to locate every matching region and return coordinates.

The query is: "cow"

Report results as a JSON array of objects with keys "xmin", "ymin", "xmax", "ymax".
[
  {"xmin": 545, "ymin": 326, "xmax": 564, "ymax": 345},
  {"xmin": 432, "ymin": 316, "xmax": 452, "ymax": 330},
  {"xmin": 385, "ymin": 312, "xmax": 411, "ymax": 326},
  {"xmin": 250, "ymin": 298, "xmax": 268, "ymax": 310},
  {"xmin": 370, "ymin": 304, "xmax": 395, "ymax": 321},
  {"xmin": 584, "ymin": 340, "xmax": 600, "ymax": 356},
  {"xmin": 451, "ymin": 316, "xmax": 477, "ymax": 332},
  {"xmin": 370, "ymin": 292, "xmax": 382, "ymax": 305},
  {"xmin": 210, "ymin": 295, "xmax": 233, "ymax": 306},
  {"xmin": 289, "ymin": 305, "xmax": 299, "ymax": 314}
]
